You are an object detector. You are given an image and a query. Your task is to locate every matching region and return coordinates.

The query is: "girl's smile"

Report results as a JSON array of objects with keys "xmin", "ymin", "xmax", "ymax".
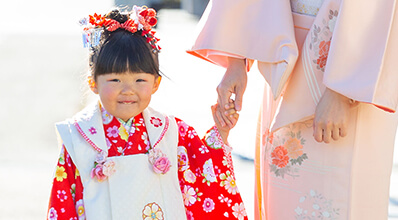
[{"xmin": 90, "ymin": 72, "xmax": 161, "ymax": 121}]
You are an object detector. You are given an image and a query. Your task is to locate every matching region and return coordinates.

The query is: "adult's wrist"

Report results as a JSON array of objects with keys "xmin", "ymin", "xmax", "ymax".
[{"xmin": 227, "ymin": 57, "xmax": 246, "ymax": 69}]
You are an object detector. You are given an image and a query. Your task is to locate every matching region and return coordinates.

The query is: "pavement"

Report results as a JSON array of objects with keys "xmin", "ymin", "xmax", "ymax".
[{"xmin": 0, "ymin": 0, "xmax": 397, "ymax": 219}]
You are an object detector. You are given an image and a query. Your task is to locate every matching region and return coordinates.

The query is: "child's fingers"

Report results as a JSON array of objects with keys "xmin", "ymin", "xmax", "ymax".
[
  {"xmin": 231, "ymin": 112, "xmax": 239, "ymax": 119},
  {"xmin": 228, "ymin": 113, "xmax": 240, "ymax": 128},
  {"xmin": 212, "ymin": 104, "xmax": 225, "ymax": 127},
  {"xmin": 224, "ymin": 108, "xmax": 237, "ymax": 117}
]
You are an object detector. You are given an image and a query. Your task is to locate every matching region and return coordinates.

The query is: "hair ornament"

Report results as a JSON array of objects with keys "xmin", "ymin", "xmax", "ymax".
[{"xmin": 80, "ymin": 6, "xmax": 161, "ymax": 52}]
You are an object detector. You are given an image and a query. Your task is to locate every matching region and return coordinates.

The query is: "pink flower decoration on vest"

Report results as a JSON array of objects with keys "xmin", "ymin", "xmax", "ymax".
[
  {"xmin": 148, "ymin": 148, "xmax": 171, "ymax": 174},
  {"xmin": 90, "ymin": 151, "xmax": 116, "ymax": 181}
]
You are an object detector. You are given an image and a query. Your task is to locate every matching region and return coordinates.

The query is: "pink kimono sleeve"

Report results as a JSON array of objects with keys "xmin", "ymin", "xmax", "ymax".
[
  {"xmin": 323, "ymin": 0, "xmax": 398, "ymax": 112},
  {"xmin": 187, "ymin": 0, "xmax": 297, "ymax": 72}
]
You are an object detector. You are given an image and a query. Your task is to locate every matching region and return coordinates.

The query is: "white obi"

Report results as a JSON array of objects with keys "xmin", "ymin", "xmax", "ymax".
[{"xmin": 56, "ymin": 103, "xmax": 187, "ymax": 220}]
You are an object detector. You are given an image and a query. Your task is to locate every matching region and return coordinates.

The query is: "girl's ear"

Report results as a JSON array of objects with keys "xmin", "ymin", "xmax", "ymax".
[
  {"xmin": 88, "ymin": 76, "xmax": 98, "ymax": 94},
  {"xmin": 152, "ymin": 76, "xmax": 162, "ymax": 94}
]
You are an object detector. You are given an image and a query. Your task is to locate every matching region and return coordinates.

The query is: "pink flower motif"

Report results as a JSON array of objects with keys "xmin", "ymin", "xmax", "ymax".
[
  {"xmin": 95, "ymin": 151, "xmax": 108, "ymax": 164},
  {"xmin": 183, "ymin": 169, "xmax": 197, "ymax": 183},
  {"xmin": 232, "ymin": 202, "xmax": 247, "ymax": 220},
  {"xmin": 202, "ymin": 198, "xmax": 215, "ymax": 213},
  {"xmin": 152, "ymin": 156, "xmax": 171, "ymax": 174},
  {"xmin": 186, "ymin": 210, "xmax": 194, "ymax": 220},
  {"xmin": 88, "ymin": 127, "xmax": 97, "ymax": 135},
  {"xmin": 148, "ymin": 148, "xmax": 162, "ymax": 161},
  {"xmin": 148, "ymin": 148, "xmax": 171, "ymax": 174},
  {"xmin": 91, "ymin": 151, "xmax": 116, "ymax": 181},
  {"xmin": 47, "ymin": 207, "xmax": 58, "ymax": 220},
  {"xmin": 90, "ymin": 164, "xmax": 107, "ymax": 182},
  {"xmin": 106, "ymin": 126, "xmax": 119, "ymax": 138},
  {"xmin": 102, "ymin": 160, "xmax": 116, "ymax": 176},
  {"xmin": 150, "ymin": 117, "xmax": 162, "ymax": 127},
  {"xmin": 178, "ymin": 121, "xmax": 189, "ymax": 136},
  {"xmin": 57, "ymin": 190, "xmax": 68, "ymax": 202}
]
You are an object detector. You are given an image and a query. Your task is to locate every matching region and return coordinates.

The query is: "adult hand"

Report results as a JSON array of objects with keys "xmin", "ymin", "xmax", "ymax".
[
  {"xmin": 313, "ymin": 88, "xmax": 356, "ymax": 143},
  {"xmin": 216, "ymin": 57, "xmax": 247, "ymax": 128}
]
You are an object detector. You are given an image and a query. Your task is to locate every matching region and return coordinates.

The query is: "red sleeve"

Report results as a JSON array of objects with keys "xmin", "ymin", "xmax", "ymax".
[
  {"xmin": 175, "ymin": 118, "xmax": 248, "ymax": 220},
  {"xmin": 47, "ymin": 145, "xmax": 85, "ymax": 220}
]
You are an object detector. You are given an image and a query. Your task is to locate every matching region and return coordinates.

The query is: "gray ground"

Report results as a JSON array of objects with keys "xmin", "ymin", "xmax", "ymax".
[{"xmin": 0, "ymin": 1, "xmax": 397, "ymax": 219}]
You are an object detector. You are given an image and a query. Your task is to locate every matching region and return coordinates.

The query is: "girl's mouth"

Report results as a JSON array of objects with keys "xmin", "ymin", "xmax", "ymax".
[{"xmin": 118, "ymin": 101, "xmax": 136, "ymax": 104}]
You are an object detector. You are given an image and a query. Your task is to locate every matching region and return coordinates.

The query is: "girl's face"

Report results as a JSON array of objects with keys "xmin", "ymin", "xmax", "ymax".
[{"xmin": 90, "ymin": 72, "xmax": 161, "ymax": 121}]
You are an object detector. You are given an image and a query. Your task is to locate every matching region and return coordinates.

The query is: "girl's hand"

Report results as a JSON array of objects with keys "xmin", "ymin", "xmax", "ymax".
[
  {"xmin": 216, "ymin": 57, "xmax": 247, "ymax": 128},
  {"xmin": 313, "ymin": 88, "xmax": 356, "ymax": 143},
  {"xmin": 212, "ymin": 101, "xmax": 239, "ymax": 143}
]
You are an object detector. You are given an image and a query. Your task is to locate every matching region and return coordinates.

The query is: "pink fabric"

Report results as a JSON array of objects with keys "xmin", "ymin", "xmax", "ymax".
[
  {"xmin": 323, "ymin": 0, "xmax": 398, "ymax": 112},
  {"xmin": 188, "ymin": 0, "xmax": 398, "ymax": 113},
  {"xmin": 188, "ymin": 0, "xmax": 398, "ymax": 219},
  {"xmin": 188, "ymin": 0, "xmax": 298, "ymax": 97}
]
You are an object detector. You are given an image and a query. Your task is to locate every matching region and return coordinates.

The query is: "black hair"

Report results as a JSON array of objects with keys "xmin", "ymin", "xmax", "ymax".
[{"xmin": 90, "ymin": 10, "xmax": 160, "ymax": 79}]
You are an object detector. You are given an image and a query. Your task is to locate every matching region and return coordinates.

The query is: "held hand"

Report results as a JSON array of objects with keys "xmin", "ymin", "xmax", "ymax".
[
  {"xmin": 313, "ymin": 88, "xmax": 355, "ymax": 143},
  {"xmin": 212, "ymin": 101, "xmax": 239, "ymax": 143},
  {"xmin": 216, "ymin": 57, "xmax": 247, "ymax": 128}
]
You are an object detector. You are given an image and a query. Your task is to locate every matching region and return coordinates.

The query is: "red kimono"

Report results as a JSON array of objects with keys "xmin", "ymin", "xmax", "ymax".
[{"xmin": 48, "ymin": 108, "xmax": 247, "ymax": 220}]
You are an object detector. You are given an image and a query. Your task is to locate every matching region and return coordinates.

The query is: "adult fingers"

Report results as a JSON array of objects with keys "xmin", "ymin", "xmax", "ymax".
[
  {"xmin": 331, "ymin": 126, "xmax": 340, "ymax": 141},
  {"xmin": 217, "ymin": 90, "xmax": 234, "ymax": 127},
  {"xmin": 313, "ymin": 123, "xmax": 323, "ymax": 143},
  {"xmin": 323, "ymin": 128, "xmax": 332, "ymax": 143},
  {"xmin": 340, "ymin": 124, "xmax": 347, "ymax": 137},
  {"xmin": 224, "ymin": 100, "xmax": 235, "ymax": 110},
  {"xmin": 234, "ymin": 84, "xmax": 245, "ymax": 112}
]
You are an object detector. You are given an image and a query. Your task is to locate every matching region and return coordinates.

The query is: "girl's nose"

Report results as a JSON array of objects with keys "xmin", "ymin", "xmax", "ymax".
[{"xmin": 121, "ymin": 83, "xmax": 135, "ymax": 94}]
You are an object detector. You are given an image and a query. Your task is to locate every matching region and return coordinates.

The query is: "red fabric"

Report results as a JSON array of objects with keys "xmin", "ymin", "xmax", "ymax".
[{"xmin": 48, "ymin": 113, "xmax": 247, "ymax": 220}]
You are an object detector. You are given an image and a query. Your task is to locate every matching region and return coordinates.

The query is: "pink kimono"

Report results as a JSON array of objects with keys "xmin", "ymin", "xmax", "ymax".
[{"xmin": 188, "ymin": 0, "xmax": 398, "ymax": 219}]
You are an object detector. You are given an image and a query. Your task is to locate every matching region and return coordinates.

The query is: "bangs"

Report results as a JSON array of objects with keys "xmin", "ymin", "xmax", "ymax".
[{"xmin": 93, "ymin": 31, "xmax": 159, "ymax": 77}]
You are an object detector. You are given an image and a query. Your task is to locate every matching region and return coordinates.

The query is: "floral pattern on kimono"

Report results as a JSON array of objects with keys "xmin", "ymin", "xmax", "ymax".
[
  {"xmin": 265, "ymin": 122, "xmax": 310, "ymax": 178},
  {"xmin": 309, "ymin": 8, "xmax": 339, "ymax": 72},
  {"xmin": 48, "ymin": 111, "xmax": 247, "ymax": 220},
  {"xmin": 295, "ymin": 189, "xmax": 340, "ymax": 219}
]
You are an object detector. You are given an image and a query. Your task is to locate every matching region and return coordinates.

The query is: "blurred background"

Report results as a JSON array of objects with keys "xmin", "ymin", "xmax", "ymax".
[{"xmin": 0, "ymin": 0, "xmax": 397, "ymax": 219}]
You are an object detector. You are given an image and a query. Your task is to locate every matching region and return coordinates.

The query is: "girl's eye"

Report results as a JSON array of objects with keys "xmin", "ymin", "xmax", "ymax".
[
  {"xmin": 109, "ymin": 79, "xmax": 120, "ymax": 82},
  {"xmin": 136, "ymin": 79, "xmax": 146, "ymax": 82}
]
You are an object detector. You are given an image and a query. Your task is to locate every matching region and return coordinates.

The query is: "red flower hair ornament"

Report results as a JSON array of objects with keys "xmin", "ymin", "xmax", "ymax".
[{"xmin": 80, "ymin": 5, "xmax": 161, "ymax": 52}]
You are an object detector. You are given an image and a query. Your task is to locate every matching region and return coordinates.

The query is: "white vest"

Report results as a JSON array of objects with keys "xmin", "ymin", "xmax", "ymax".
[{"xmin": 56, "ymin": 103, "xmax": 187, "ymax": 220}]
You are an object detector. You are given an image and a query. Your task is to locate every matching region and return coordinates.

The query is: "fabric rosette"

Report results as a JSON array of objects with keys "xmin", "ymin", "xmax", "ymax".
[
  {"xmin": 148, "ymin": 148, "xmax": 171, "ymax": 174},
  {"xmin": 90, "ymin": 151, "xmax": 116, "ymax": 182}
]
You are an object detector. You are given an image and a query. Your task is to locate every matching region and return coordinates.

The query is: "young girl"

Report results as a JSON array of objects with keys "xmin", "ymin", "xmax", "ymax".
[{"xmin": 47, "ymin": 6, "xmax": 248, "ymax": 220}]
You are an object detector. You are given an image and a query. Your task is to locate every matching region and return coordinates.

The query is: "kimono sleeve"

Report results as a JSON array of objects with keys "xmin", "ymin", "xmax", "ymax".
[
  {"xmin": 323, "ymin": 0, "xmax": 398, "ymax": 112},
  {"xmin": 175, "ymin": 118, "xmax": 248, "ymax": 219},
  {"xmin": 47, "ymin": 145, "xmax": 85, "ymax": 220},
  {"xmin": 188, "ymin": 0, "xmax": 298, "ymax": 99}
]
